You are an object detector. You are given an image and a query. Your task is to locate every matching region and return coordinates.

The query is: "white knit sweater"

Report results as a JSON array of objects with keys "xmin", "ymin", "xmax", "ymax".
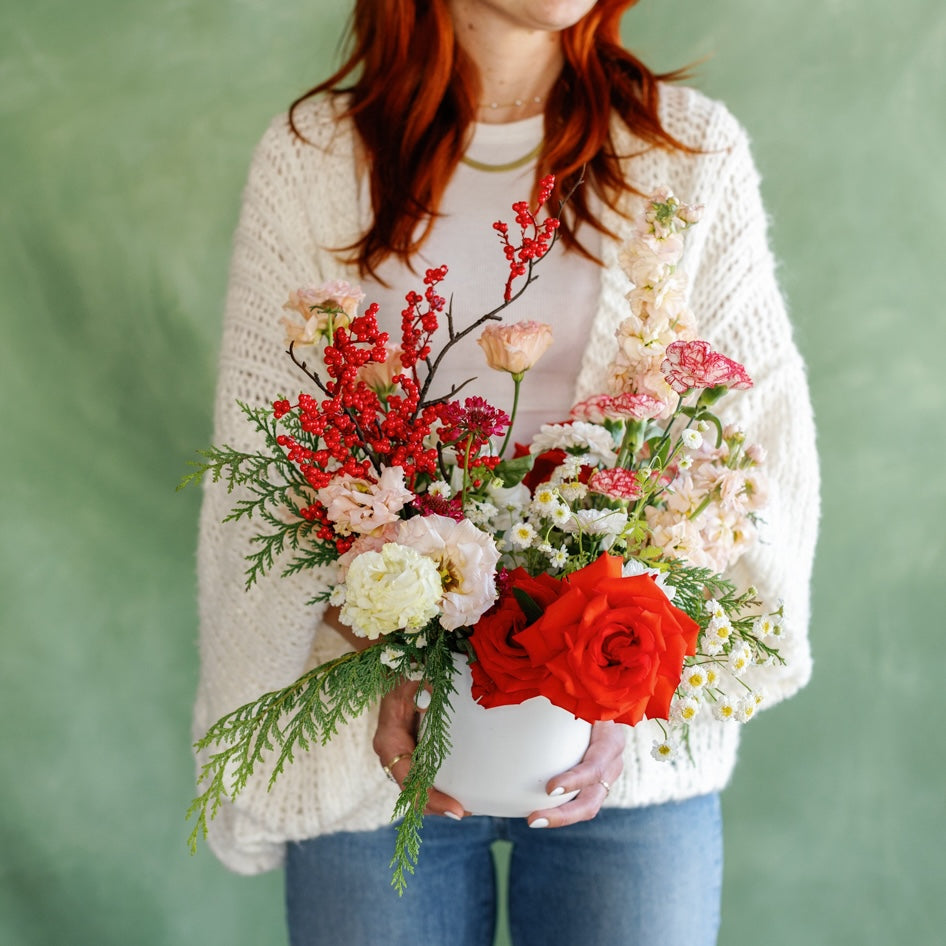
[{"xmin": 194, "ymin": 84, "xmax": 820, "ymax": 874}]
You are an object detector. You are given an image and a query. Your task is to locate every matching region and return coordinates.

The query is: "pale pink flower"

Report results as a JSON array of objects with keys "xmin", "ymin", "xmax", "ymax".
[
  {"xmin": 318, "ymin": 466, "xmax": 413, "ymax": 535},
  {"xmin": 477, "ymin": 320, "xmax": 554, "ymax": 377},
  {"xmin": 335, "ymin": 522, "xmax": 400, "ymax": 579},
  {"xmin": 745, "ymin": 442, "xmax": 767, "ymax": 465},
  {"xmin": 357, "ymin": 345, "xmax": 403, "ymax": 394},
  {"xmin": 284, "ymin": 281, "xmax": 365, "ymax": 319},
  {"xmin": 395, "ymin": 514, "xmax": 500, "ymax": 630},
  {"xmin": 281, "ymin": 281, "xmax": 365, "ymax": 346},
  {"xmin": 662, "ymin": 340, "xmax": 753, "ymax": 394}
]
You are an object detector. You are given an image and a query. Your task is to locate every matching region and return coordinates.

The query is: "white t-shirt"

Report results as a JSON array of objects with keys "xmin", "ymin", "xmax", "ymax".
[{"xmin": 363, "ymin": 114, "xmax": 602, "ymax": 444}]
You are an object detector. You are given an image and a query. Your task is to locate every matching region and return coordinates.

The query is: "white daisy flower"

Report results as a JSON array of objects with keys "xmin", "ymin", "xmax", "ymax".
[
  {"xmin": 680, "ymin": 664, "xmax": 709, "ymax": 693},
  {"xmin": 558, "ymin": 480, "xmax": 588, "ymax": 503},
  {"xmin": 728, "ymin": 641, "xmax": 752, "ymax": 677},
  {"xmin": 753, "ymin": 615, "xmax": 776, "ymax": 639},
  {"xmin": 701, "ymin": 635, "xmax": 725, "ymax": 657},
  {"xmin": 713, "ymin": 696, "xmax": 738, "ymax": 721},
  {"xmin": 708, "ymin": 620, "xmax": 733, "ymax": 644},
  {"xmin": 531, "ymin": 486, "xmax": 560, "ymax": 515},
  {"xmin": 681, "ymin": 428, "xmax": 703, "ymax": 450},
  {"xmin": 736, "ymin": 697, "xmax": 758, "ymax": 723},
  {"xmin": 651, "ymin": 739, "xmax": 678, "ymax": 762},
  {"xmin": 507, "ymin": 522, "xmax": 538, "ymax": 550},
  {"xmin": 678, "ymin": 455, "xmax": 693, "ymax": 470},
  {"xmin": 550, "ymin": 503, "xmax": 573, "ymax": 527},
  {"xmin": 705, "ymin": 599, "xmax": 726, "ymax": 621},
  {"xmin": 671, "ymin": 695, "xmax": 701, "ymax": 723}
]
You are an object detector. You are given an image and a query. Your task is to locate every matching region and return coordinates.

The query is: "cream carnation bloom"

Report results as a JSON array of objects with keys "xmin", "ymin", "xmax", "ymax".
[
  {"xmin": 477, "ymin": 320, "xmax": 554, "ymax": 377},
  {"xmin": 340, "ymin": 543, "xmax": 442, "ymax": 639},
  {"xmin": 396, "ymin": 514, "xmax": 500, "ymax": 630},
  {"xmin": 318, "ymin": 466, "xmax": 413, "ymax": 535},
  {"xmin": 529, "ymin": 422, "xmax": 618, "ymax": 467}
]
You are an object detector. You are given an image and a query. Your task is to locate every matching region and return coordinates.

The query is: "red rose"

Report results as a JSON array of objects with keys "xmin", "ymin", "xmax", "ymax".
[
  {"xmin": 468, "ymin": 569, "xmax": 563, "ymax": 705},
  {"xmin": 514, "ymin": 555, "xmax": 699, "ymax": 725}
]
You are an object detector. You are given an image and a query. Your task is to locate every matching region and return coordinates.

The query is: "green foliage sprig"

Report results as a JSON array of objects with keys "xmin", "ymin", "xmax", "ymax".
[{"xmin": 186, "ymin": 629, "xmax": 458, "ymax": 894}]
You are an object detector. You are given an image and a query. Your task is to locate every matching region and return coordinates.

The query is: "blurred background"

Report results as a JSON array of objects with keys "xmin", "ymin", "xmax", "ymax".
[{"xmin": 1, "ymin": 1, "xmax": 942, "ymax": 943}]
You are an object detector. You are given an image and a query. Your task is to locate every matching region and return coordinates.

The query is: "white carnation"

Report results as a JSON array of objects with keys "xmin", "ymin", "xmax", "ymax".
[
  {"xmin": 340, "ymin": 544, "xmax": 442, "ymax": 639},
  {"xmin": 530, "ymin": 421, "xmax": 618, "ymax": 467}
]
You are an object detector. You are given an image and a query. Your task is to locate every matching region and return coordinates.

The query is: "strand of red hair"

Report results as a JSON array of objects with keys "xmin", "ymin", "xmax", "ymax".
[{"xmin": 291, "ymin": 0, "xmax": 695, "ymax": 278}]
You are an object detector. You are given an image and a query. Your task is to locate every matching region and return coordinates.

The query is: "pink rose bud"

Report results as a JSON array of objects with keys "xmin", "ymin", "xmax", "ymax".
[{"xmin": 477, "ymin": 321, "xmax": 554, "ymax": 378}]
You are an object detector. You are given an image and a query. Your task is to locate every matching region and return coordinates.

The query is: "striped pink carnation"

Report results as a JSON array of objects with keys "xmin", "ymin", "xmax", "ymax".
[
  {"xmin": 588, "ymin": 468, "xmax": 642, "ymax": 501},
  {"xmin": 662, "ymin": 340, "xmax": 753, "ymax": 394}
]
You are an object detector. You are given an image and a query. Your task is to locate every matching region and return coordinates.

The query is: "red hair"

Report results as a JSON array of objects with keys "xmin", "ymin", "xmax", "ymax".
[{"xmin": 290, "ymin": 0, "xmax": 693, "ymax": 277}]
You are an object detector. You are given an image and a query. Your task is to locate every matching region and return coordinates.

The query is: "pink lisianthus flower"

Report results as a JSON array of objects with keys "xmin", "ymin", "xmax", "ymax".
[
  {"xmin": 662, "ymin": 340, "xmax": 753, "ymax": 394},
  {"xmin": 477, "ymin": 320, "xmax": 554, "ymax": 378},
  {"xmin": 318, "ymin": 466, "xmax": 413, "ymax": 535},
  {"xmin": 395, "ymin": 514, "xmax": 501, "ymax": 630}
]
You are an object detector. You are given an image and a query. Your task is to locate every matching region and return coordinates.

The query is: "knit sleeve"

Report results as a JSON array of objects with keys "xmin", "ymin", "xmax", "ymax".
[
  {"xmin": 687, "ymin": 106, "xmax": 820, "ymax": 707},
  {"xmin": 191, "ymin": 115, "xmax": 340, "ymax": 873}
]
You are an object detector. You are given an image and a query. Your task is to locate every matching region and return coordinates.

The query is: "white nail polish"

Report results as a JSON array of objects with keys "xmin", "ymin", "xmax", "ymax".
[
  {"xmin": 549, "ymin": 786, "xmax": 566, "ymax": 797},
  {"xmin": 415, "ymin": 689, "xmax": 431, "ymax": 710},
  {"xmin": 529, "ymin": 817, "xmax": 550, "ymax": 829},
  {"xmin": 444, "ymin": 811, "xmax": 462, "ymax": 821}
]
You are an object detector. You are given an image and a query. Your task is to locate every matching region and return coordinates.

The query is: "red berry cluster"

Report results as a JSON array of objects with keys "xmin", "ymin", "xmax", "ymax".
[
  {"xmin": 400, "ymin": 265, "xmax": 448, "ymax": 369},
  {"xmin": 493, "ymin": 175, "xmax": 560, "ymax": 301},
  {"xmin": 273, "ymin": 292, "xmax": 451, "ymax": 534}
]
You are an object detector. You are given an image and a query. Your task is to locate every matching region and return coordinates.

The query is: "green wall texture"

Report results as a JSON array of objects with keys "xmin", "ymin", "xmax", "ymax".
[{"xmin": 2, "ymin": 1, "xmax": 943, "ymax": 943}]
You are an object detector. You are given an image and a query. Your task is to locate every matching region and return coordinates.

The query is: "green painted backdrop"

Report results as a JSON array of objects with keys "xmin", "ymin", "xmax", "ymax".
[{"xmin": 2, "ymin": 1, "xmax": 943, "ymax": 943}]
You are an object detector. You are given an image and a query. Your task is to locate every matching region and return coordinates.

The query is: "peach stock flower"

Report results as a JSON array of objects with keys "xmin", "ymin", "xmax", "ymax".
[{"xmin": 477, "ymin": 320, "xmax": 553, "ymax": 379}]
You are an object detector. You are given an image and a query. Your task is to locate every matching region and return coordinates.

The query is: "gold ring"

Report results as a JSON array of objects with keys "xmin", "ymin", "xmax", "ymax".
[
  {"xmin": 382, "ymin": 753, "xmax": 412, "ymax": 783},
  {"xmin": 598, "ymin": 779, "xmax": 611, "ymax": 796}
]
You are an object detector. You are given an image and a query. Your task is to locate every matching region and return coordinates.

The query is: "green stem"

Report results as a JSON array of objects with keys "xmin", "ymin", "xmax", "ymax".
[{"xmin": 499, "ymin": 374, "xmax": 523, "ymax": 458}]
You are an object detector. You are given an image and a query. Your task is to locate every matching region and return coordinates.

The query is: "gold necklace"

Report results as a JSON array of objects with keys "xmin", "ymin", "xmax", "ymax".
[{"xmin": 460, "ymin": 141, "xmax": 543, "ymax": 174}]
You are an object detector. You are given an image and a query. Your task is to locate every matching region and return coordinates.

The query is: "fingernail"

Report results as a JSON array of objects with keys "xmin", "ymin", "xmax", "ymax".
[
  {"xmin": 444, "ymin": 811, "xmax": 463, "ymax": 821},
  {"xmin": 549, "ymin": 786, "xmax": 566, "ymax": 797},
  {"xmin": 529, "ymin": 818, "xmax": 550, "ymax": 829},
  {"xmin": 415, "ymin": 689, "xmax": 431, "ymax": 710}
]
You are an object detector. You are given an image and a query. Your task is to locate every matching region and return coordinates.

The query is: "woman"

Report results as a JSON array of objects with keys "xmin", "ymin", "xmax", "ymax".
[{"xmin": 194, "ymin": 1, "xmax": 819, "ymax": 943}]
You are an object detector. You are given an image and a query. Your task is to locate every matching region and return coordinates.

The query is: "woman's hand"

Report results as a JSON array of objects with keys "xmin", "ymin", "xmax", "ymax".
[
  {"xmin": 526, "ymin": 720, "xmax": 626, "ymax": 829},
  {"xmin": 372, "ymin": 679, "xmax": 467, "ymax": 820}
]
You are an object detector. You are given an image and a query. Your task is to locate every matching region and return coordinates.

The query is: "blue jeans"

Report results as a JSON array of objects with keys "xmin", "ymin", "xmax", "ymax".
[{"xmin": 285, "ymin": 793, "xmax": 722, "ymax": 945}]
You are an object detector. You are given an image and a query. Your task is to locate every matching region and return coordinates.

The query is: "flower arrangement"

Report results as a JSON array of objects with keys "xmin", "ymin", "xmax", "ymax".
[{"xmin": 183, "ymin": 180, "xmax": 787, "ymax": 891}]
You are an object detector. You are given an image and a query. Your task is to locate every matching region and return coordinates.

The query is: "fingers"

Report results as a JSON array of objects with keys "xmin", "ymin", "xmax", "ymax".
[
  {"xmin": 373, "ymin": 680, "xmax": 466, "ymax": 820},
  {"xmin": 527, "ymin": 720, "xmax": 626, "ymax": 829}
]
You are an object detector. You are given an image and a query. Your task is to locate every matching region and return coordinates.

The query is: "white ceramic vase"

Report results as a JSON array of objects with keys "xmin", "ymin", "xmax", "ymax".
[{"xmin": 433, "ymin": 655, "xmax": 593, "ymax": 817}]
